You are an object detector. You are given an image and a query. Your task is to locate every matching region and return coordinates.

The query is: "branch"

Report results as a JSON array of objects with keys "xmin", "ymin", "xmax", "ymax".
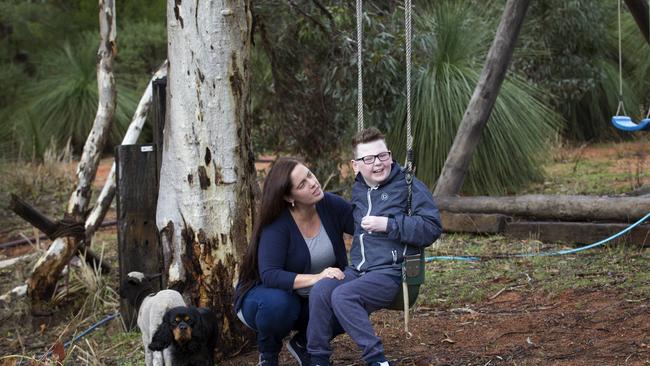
[
  {"xmin": 311, "ymin": 0, "xmax": 333, "ymax": 22},
  {"xmin": 287, "ymin": 0, "xmax": 330, "ymax": 36}
]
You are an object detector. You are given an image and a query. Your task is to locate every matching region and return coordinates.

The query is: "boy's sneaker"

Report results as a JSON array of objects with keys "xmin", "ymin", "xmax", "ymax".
[
  {"xmin": 368, "ymin": 361, "xmax": 391, "ymax": 366},
  {"xmin": 286, "ymin": 334, "xmax": 310, "ymax": 366}
]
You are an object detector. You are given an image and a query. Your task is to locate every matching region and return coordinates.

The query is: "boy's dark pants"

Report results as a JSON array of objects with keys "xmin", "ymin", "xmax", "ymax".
[{"xmin": 307, "ymin": 267, "xmax": 400, "ymax": 365}]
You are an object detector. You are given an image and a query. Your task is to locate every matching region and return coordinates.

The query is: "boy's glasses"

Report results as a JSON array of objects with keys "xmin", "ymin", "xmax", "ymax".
[{"xmin": 355, "ymin": 151, "xmax": 392, "ymax": 165}]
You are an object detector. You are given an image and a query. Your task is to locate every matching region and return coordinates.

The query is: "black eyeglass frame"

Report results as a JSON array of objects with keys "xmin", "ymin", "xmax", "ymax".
[{"xmin": 354, "ymin": 151, "xmax": 392, "ymax": 165}]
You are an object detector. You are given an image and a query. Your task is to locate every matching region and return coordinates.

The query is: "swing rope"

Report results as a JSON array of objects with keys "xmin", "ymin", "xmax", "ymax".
[
  {"xmin": 403, "ymin": 0, "xmax": 414, "ymax": 337},
  {"xmin": 617, "ymin": 0, "xmax": 626, "ymax": 116},
  {"xmin": 647, "ymin": 0, "xmax": 650, "ymax": 119},
  {"xmin": 612, "ymin": 0, "xmax": 650, "ymax": 131},
  {"xmin": 354, "ymin": 0, "xmax": 417, "ymax": 336},
  {"xmin": 356, "ymin": 0, "xmax": 364, "ymax": 132}
]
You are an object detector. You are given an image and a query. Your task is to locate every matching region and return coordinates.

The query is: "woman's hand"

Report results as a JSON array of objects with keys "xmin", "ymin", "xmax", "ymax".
[
  {"xmin": 318, "ymin": 267, "xmax": 345, "ymax": 280},
  {"xmin": 294, "ymin": 267, "xmax": 345, "ymax": 289}
]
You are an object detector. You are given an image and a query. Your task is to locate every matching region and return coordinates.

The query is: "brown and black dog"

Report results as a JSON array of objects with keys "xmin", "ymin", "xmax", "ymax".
[{"xmin": 149, "ymin": 306, "xmax": 218, "ymax": 366}]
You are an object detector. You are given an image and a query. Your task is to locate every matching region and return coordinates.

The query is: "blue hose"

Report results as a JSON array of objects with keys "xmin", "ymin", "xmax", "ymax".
[
  {"xmin": 425, "ymin": 212, "xmax": 650, "ymax": 262},
  {"xmin": 18, "ymin": 312, "xmax": 121, "ymax": 365}
]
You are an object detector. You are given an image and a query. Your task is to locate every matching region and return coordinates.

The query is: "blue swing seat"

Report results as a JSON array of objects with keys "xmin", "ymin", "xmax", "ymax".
[{"xmin": 611, "ymin": 115, "xmax": 650, "ymax": 132}]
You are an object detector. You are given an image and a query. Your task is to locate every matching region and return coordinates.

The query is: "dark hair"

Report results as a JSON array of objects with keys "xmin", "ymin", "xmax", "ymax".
[
  {"xmin": 235, "ymin": 157, "xmax": 301, "ymax": 299},
  {"xmin": 351, "ymin": 127, "xmax": 385, "ymax": 156}
]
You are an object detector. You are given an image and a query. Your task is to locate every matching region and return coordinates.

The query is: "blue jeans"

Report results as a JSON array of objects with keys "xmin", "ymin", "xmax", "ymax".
[
  {"xmin": 307, "ymin": 267, "xmax": 400, "ymax": 365},
  {"xmin": 238, "ymin": 285, "xmax": 308, "ymax": 355}
]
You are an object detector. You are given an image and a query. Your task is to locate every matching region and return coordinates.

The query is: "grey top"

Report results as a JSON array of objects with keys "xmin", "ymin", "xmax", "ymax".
[{"xmin": 296, "ymin": 224, "xmax": 336, "ymax": 297}]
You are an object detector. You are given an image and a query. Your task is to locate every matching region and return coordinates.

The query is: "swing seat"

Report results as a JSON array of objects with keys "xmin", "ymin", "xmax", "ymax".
[
  {"xmin": 611, "ymin": 115, "xmax": 650, "ymax": 132},
  {"xmin": 388, "ymin": 252, "xmax": 425, "ymax": 310}
]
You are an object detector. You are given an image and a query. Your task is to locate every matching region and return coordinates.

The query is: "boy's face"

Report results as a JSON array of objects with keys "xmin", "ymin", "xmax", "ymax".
[{"xmin": 352, "ymin": 139, "xmax": 392, "ymax": 187}]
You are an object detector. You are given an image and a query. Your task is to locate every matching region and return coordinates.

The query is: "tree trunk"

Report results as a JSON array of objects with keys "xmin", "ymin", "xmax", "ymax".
[
  {"xmin": 28, "ymin": 0, "xmax": 117, "ymax": 316},
  {"xmin": 436, "ymin": 195, "xmax": 650, "ymax": 222},
  {"xmin": 86, "ymin": 62, "xmax": 168, "ymax": 239},
  {"xmin": 624, "ymin": 0, "xmax": 649, "ymax": 44},
  {"xmin": 433, "ymin": 0, "xmax": 530, "ymax": 196},
  {"xmin": 158, "ymin": 0, "xmax": 255, "ymax": 358}
]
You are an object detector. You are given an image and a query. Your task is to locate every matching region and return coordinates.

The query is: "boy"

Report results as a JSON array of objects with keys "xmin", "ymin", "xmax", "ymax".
[{"xmin": 307, "ymin": 127, "xmax": 442, "ymax": 366}]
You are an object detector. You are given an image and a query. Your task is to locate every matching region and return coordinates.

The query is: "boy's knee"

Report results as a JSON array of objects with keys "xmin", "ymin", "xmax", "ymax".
[
  {"xmin": 331, "ymin": 285, "xmax": 357, "ymax": 312},
  {"xmin": 311, "ymin": 279, "xmax": 338, "ymax": 305}
]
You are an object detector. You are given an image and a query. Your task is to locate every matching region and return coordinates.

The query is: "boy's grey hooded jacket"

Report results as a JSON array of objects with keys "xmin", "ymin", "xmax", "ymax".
[{"xmin": 350, "ymin": 161, "xmax": 442, "ymax": 276}]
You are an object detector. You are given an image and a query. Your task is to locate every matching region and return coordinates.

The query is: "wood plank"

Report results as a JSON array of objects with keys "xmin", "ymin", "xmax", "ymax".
[
  {"xmin": 504, "ymin": 221, "xmax": 650, "ymax": 246},
  {"xmin": 441, "ymin": 212, "xmax": 507, "ymax": 233},
  {"xmin": 116, "ymin": 144, "xmax": 162, "ymax": 330}
]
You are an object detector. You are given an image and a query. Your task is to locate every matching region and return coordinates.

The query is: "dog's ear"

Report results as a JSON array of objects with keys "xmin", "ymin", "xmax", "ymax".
[{"xmin": 149, "ymin": 312, "xmax": 173, "ymax": 351}]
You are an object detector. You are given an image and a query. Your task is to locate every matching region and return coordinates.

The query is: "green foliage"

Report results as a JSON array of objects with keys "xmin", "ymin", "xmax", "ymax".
[
  {"xmin": 116, "ymin": 20, "xmax": 167, "ymax": 89},
  {"xmin": 622, "ymin": 14, "xmax": 650, "ymax": 116},
  {"xmin": 515, "ymin": 0, "xmax": 641, "ymax": 141},
  {"xmin": 390, "ymin": 1, "xmax": 561, "ymax": 195},
  {"xmin": 0, "ymin": 1, "xmax": 166, "ymax": 160},
  {"xmin": 251, "ymin": 2, "xmax": 405, "ymax": 183},
  {"xmin": 421, "ymin": 233, "xmax": 650, "ymax": 309},
  {"xmin": 2, "ymin": 32, "xmax": 140, "ymax": 159}
]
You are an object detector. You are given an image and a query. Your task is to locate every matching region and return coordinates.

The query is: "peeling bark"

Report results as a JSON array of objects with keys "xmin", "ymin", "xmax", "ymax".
[
  {"xmin": 158, "ymin": 0, "xmax": 255, "ymax": 356},
  {"xmin": 28, "ymin": 0, "xmax": 118, "ymax": 315}
]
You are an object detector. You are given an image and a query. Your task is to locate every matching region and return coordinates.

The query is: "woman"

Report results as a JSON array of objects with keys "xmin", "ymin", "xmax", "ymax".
[{"xmin": 234, "ymin": 158, "xmax": 353, "ymax": 366}]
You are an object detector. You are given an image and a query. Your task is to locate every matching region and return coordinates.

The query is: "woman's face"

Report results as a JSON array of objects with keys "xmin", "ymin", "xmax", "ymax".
[{"xmin": 287, "ymin": 164, "xmax": 324, "ymax": 207}]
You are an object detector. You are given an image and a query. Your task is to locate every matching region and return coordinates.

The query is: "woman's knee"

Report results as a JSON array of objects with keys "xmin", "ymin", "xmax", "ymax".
[{"xmin": 255, "ymin": 289, "xmax": 300, "ymax": 327}]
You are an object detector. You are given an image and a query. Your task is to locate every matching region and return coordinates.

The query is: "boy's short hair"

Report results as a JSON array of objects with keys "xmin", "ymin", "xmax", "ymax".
[{"xmin": 351, "ymin": 127, "xmax": 386, "ymax": 156}]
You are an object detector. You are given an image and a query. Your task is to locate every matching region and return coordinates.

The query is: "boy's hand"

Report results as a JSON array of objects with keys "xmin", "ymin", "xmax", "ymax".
[{"xmin": 361, "ymin": 216, "xmax": 388, "ymax": 233}]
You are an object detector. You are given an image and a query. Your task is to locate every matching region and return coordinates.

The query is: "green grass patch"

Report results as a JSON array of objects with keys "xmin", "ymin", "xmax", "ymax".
[{"xmin": 419, "ymin": 234, "xmax": 650, "ymax": 308}]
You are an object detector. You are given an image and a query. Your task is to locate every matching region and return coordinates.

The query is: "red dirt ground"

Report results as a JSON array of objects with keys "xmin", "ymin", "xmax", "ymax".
[{"xmin": 223, "ymin": 289, "xmax": 649, "ymax": 366}]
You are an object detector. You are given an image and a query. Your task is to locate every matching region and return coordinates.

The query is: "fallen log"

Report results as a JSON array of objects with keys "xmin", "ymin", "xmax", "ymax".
[
  {"xmin": 8, "ymin": 194, "xmax": 111, "ymax": 273},
  {"xmin": 436, "ymin": 195, "xmax": 650, "ymax": 222}
]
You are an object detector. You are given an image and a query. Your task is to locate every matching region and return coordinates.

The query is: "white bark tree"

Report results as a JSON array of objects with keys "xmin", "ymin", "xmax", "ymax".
[
  {"xmin": 157, "ymin": 0, "xmax": 255, "ymax": 355},
  {"xmin": 28, "ymin": 0, "xmax": 117, "ymax": 315}
]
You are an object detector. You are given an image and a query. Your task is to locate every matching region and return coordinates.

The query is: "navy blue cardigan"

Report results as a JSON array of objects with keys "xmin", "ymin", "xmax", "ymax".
[{"xmin": 234, "ymin": 192, "xmax": 354, "ymax": 310}]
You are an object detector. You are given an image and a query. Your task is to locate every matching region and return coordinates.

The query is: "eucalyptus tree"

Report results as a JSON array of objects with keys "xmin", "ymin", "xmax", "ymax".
[{"xmin": 156, "ymin": 0, "xmax": 255, "ymax": 354}]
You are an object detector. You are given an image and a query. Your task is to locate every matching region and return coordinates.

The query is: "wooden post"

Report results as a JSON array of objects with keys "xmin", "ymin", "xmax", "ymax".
[
  {"xmin": 152, "ymin": 76, "xmax": 166, "ymax": 182},
  {"xmin": 116, "ymin": 144, "xmax": 162, "ymax": 330}
]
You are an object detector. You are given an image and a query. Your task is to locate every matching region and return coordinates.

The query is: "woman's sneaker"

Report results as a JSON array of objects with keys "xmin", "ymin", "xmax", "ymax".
[
  {"xmin": 258, "ymin": 352, "xmax": 279, "ymax": 366},
  {"xmin": 286, "ymin": 334, "xmax": 310, "ymax": 366}
]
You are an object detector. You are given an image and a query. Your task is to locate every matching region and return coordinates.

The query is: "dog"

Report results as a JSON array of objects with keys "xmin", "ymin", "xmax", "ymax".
[
  {"xmin": 149, "ymin": 306, "xmax": 219, "ymax": 366},
  {"xmin": 120, "ymin": 271, "xmax": 186, "ymax": 366}
]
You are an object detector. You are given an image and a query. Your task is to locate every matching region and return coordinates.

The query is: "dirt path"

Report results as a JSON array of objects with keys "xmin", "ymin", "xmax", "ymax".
[{"xmin": 222, "ymin": 289, "xmax": 650, "ymax": 366}]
